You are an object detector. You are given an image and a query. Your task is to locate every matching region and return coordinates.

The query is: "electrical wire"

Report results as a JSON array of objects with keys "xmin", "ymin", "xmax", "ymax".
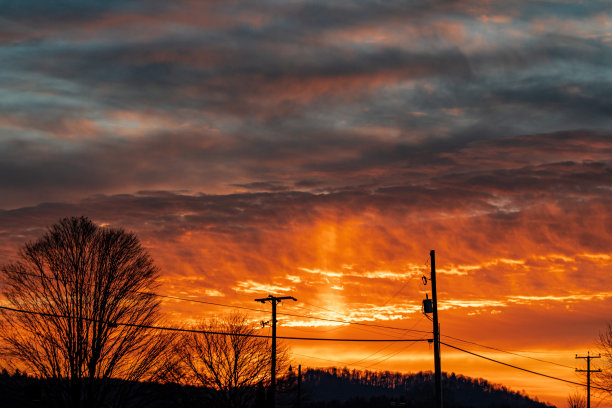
[
  {"xmin": 289, "ymin": 281, "xmax": 431, "ymax": 368},
  {"xmin": 348, "ymin": 314, "xmax": 430, "ymax": 366},
  {"xmin": 381, "ymin": 255, "xmax": 430, "ymax": 308},
  {"xmin": 441, "ymin": 341, "xmax": 611, "ymax": 392},
  {"xmin": 441, "ymin": 334, "xmax": 576, "ymax": 370},
  {"xmin": 5, "ymin": 296, "xmax": 606, "ymax": 393},
  {"xmin": 363, "ymin": 339, "xmax": 423, "ymax": 369},
  {"xmin": 415, "ymin": 257, "xmax": 576, "ymax": 371},
  {"xmin": 5, "ymin": 270, "xmax": 270, "ymax": 314},
  {"xmin": 291, "ymin": 352, "xmax": 379, "ymax": 371},
  {"xmin": 348, "ymin": 338, "xmax": 402, "ymax": 366},
  {"xmin": 3, "ymin": 268, "xmax": 596, "ymax": 373},
  {"xmin": 284, "ymin": 302, "xmax": 423, "ymax": 340},
  {"xmin": 288, "ymin": 300, "xmax": 430, "ymax": 335},
  {"xmin": 4, "ymin": 270, "xmax": 431, "ymax": 334},
  {"xmin": 0, "ymin": 304, "xmax": 428, "ymax": 343}
]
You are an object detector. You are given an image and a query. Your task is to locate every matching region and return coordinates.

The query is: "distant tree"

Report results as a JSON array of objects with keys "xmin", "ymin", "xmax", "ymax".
[
  {"xmin": 567, "ymin": 392, "xmax": 586, "ymax": 408},
  {"xmin": 597, "ymin": 322, "xmax": 612, "ymax": 396},
  {"xmin": 0, "ymin": 216, "xmax": 174, "ymax": 408},
  {"xmin": 175, "ymin": 312, "xmax": 287, "ymax": 408}
]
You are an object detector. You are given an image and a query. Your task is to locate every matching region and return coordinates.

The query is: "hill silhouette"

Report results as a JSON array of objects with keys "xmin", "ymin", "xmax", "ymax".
[
  {"xmin": 285, "ymin": 367, "xmax": 555, "ymax": 408},
  {"xmin": 1, "ymin": 367, "xmax": 555, "ymax": 407}
]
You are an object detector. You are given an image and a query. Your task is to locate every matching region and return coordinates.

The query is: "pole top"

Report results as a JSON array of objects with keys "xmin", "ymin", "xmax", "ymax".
[{"xmin": 255, "ymin": 294, "xmax": 298, "ymax": 303}]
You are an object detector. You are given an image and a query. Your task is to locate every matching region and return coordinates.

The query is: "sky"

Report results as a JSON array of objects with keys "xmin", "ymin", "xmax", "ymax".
[{"xmin": 1, "ymin": 0, "xmax": 612, "ymax": 406}]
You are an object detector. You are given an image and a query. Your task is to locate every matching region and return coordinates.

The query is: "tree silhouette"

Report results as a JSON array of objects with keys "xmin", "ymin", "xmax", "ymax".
[
  {"xmin": 597, "ymin": 322, "xmax": 612, "ymax": 397},
  {"xmin": 0, "ymin": 216, "xmax": 173, "ymax": 408},
  {"xmin": 567, "ymin": 392, "xmax": 586, "ymax": 408},
  {"xmin": 175, "ymin": 312, "xmax": 288, "ymax": 408}
]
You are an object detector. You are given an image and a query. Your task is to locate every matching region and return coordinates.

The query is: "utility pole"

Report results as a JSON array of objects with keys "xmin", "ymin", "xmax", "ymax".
[
  {"xmin": 431, "ymin": 249, "xmax": 442, "ymax": 408},
  {"xmin": 255, "ymin": 294, "xmax": 297, "ymax": 408},
  {"xmin": 576, "ymin": 351, "xmax": 601, "ymax": 408}
]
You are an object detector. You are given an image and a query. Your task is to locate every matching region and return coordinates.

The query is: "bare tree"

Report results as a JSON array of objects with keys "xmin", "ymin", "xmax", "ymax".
[
  {"xmin": 597, "ymin": 322, "xmax": 612, "ymax": 396},
  {"xmin": 567, "ymin": 392, "xmax": 586, "ymax": 408},
  {"xmin": 0, "ymin": 216, "xmax": 174, "ymax": 408},
  {"xmin": 176, "ymin": 313, "xmax": 288, "ymax": 408}
]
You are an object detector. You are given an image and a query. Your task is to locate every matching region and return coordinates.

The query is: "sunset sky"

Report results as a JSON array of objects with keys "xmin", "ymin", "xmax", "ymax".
[{"xmin": 1, "ymin": 1, "xmax": 612, "ymax": 406}]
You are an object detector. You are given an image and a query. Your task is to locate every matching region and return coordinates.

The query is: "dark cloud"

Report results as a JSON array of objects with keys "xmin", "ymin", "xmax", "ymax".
[
  {"xmin": 0, "ymin": 0, "xmax": 126, "ymax": 20},
  {"xmin": 1, "ymin": 127, "xmax": 611, "ymax": 209},
  {"xmin": 233, "ymin": 182, "xmax": 291, "ymax": 192},
  {"xmin": 3, "ymin": 130, "xmax": 612, "ymax": 241}
]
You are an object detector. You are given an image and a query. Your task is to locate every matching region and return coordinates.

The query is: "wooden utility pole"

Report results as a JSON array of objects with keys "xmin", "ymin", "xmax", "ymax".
[
  {"xmin": 255, "ymin": 295, "xmax": 297, "ymax": 408},
  {"xmin": 431, "ymin": 250, "xmax": 442, "ymax": 408},
  {"xmin": 576, "ymin": 351, "xmax": 601, "ymax": 408}
]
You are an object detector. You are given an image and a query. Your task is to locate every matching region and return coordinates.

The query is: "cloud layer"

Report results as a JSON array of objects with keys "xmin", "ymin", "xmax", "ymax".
[{"xmin": 2, "ymin": 1, "xmax": 612, "ymax": 208}]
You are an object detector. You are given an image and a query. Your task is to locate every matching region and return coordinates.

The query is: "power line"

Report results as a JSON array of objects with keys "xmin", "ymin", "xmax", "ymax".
[
  {"xmin": 441, "ymin": 341, "xmax": 611, "ymax": 392},
  {"xmin": 286, "ymin": 299, "xmax": 431, "ymax": 334},
  {"xmin": 292, "ymin": 348, "xmax": 425, "ymax": 372},
  {"xmin": 0, "ymin": 304, "xmax": 429, "ymax": 343},
  {"xmin": 379, "ymin": 255, "xmax": 431, "ymax": 309},
  {"xmin": 292, "ymin": 352, "xmax": 379, "ymax": 371},
  {"xmin": 7, "ymin": 269, "xmax": 592, "ymax": 372},
  {"xmin": 280, "ymin": 336, "xmax": 427, "ymax": 343},
  {"xmin": 294, "ymin": 272, "xmax": 579, "ymax": 371},
  {"xmin": 5, "ymin": 270, "xmax": 270, "ymax": 314},
  {"xmin": 286, "ymin": 306, "xmax": 419, "ymax": 342},
  {"xmin": 348, "ymin": 338, "xmax": 403, "ymax": 366},
  {"xmin": 5, "ymin": 270, "xmax": 431, "ymax": 334},
  {"xmin": 280, "ymin": 308, "xmax": 431, "ymax": 334},
  {"xmin": 294, "ymin": 299, "xmax": 337, "ymax": 315},
  {"xmin": 279, "ymin": 297, "xmax": 429, "ymax": 368},
  {"xmin": 6, "ymin": 299, "xmax": 605, "ymax": 390},
  {"xmin": 348, "ymin": 315, "xmax": 430, "ymax": 366},
  {"xmin": 363, "ymin": 340, "xmax": 422, "ymax": 369},
  {"xmin": 149, "ymin": 275, "xmax": 593, "ymax": 371},
  {"xmin": 441, "ymin": 334, "xmax": 576, "ymax": 370}
]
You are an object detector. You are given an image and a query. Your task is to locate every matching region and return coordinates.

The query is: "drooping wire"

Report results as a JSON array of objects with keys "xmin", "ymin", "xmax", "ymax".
[
  {"xmin": 282, "ymin": 301, "xmax": 399, "ymax": 338},
  {"xmin": 441, "ymin": 334, "xmax": 576, "ymax": 370},
  {"xmin": 285, "ymin": 301, "xmax": 424, "ymax": 339},
  {"xmin": 286, "ymin": 255, "xmax": 433, "ymax": 368},
  {"xmin": 0, "ymin": 304, "xmax": 428, "ymax": 343},
  {"xmin": 379, "ymin": 255, "xmax": 429, "ymax": 308},
  {"xmin": 291, "ymin": 352, "xmax": 380, "ymax": 371},
  {"xmin": 348, "ymin": 314, "xmax": 430, "ymax": 366},
  {"xmin": 3, "ymin": 270, "xmax": 430, "ymax": 334},
  {"xmin": 3, "ymin": 266, "xmax": 584, "ymax": 372},
  {"xmin": 441, "ymin": 341, "xmax": 611, "ymax": 392},
  {"xmin": 364, "ymin": 339, "xmax": 423, "ymax": 369}
]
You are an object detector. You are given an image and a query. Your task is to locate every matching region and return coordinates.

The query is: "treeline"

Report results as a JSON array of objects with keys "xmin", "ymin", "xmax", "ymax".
[
  {"xmin": 0, "ymin": 369, "xmax": 189, "ymax": 408},
  {"xmin": 300, "ymin": 368, "xmax": 555, "ymax": 408},
  {"xmin": 0, "ymin": 367, "xmax": 555, "ymax": 408}
]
